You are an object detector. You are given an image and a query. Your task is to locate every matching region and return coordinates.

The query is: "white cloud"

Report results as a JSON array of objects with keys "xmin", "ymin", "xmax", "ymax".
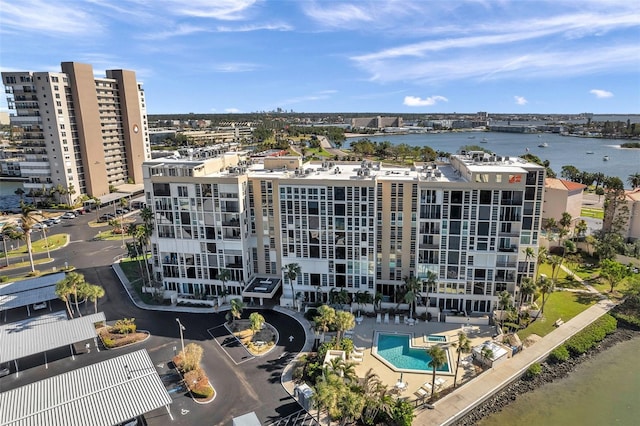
[
  {"xmin": 590, "ymin": 89, "xmax": 613, "ymax": 98},
  {"xmin": 216, "ymin": 23, "xmax": 293, "ymax": 32},
  {"xmin": 225, "ymin": 108, "xmax": 241, "ymax": 113},
  {"xmin": 212, "ymin": 63, "xmax": 261, "ymax": 73},
  {"xmin": 169, "ymin": 0, "xmax": 258, "ymax": 20},
  {"xmin": 140, "ymin": 24, "xmax": 210, "ymax": 40},
  {"xmin": 0, "ymin": 0, "xmax": 102, "ymax": 36},
  {"xmin": 280, "ymin": 90, "xmax": 337, "ymax": 106},
  {"xmin": 403, "ymin": 96, "xmax": 448, "ymax": 107},
  {"xmin": 303, "ymin": 3, "xmax": 375, "ymax": 27},
  {"xmin": 514, "ymin": 96, "xmax": 528, "ymax": 105},
  {"xmin": 351, "ymin": 44, "xmax": 640, "ymax": 84}
]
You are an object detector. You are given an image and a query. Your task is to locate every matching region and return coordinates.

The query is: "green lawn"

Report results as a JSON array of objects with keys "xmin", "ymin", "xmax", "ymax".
[
  {"xmin": 2, "ymin": 233, "xmax": 69, "ymax": 257},
  {"xmin": 305, "ymin": 147, "xmax": 333, "ymax": 158},
  {"xmin": 119, "ymin": 258, "xmax": 155, "ymax": 304},
  {"xmin": 517, "ymin": 290, "xmax": 599, "ymax": 341},
  {"xmin": 581, "ymin": 207, "xmax": 604, "ymax": 219}
]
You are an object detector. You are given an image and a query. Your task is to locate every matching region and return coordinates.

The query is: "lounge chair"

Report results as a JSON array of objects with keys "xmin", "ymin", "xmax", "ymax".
[
  {"xmin": 354, "ymin": 346, "xmax": 366, "ymax": 352},
  {"xmin": 384, "ymin": 313, "xmax": 390, "ymax": 324},
  {"xmin": 351, "ymin": 355, "xmax": 363, "ymax": 363},
  {"xmin": 351, "ymin": 350, "xmax": 364, "ymax": 357},
  {"xmin": 395, "ymin": 314, "xmax": 400, "ymax": 324},
  {"xmin": 435, "ymin": 378, "xmax": 446, "ymax": 388},
  {"xmin": 376, "ymin": 313, "xmax": 382, "ymax": 324},
  {"xmin": 415, "ymin": 388, "xmax": 429, "ymax": 398},
  {"xmin": 421, "ymin": 382, "xmax": 433, "ymax": 393}
]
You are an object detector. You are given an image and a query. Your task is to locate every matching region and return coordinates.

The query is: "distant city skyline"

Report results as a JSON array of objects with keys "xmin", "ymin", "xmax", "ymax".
[{"xmin": 1, "ymin": 0, "xmax": 639, "ymax": 114}]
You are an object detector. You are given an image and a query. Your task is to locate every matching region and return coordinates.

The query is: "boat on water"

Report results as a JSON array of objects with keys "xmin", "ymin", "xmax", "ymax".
[
  {"xmin": 538, "ymin": 142, "xmax": 548, "ymax": 148},
  {"xmin": 481, "ymin": 138, "xmax": 488, "ymax": 143},
  {"xmin": 586, "ymin": 151, "xmax": 594, "ymax": 154},
  {"xmin": 603, "ymin": 155, "xmax": 609, "ymax": 161},
  {"xmin": 468, "ymin": 136, "xmax": 476, "ymax": 139}
]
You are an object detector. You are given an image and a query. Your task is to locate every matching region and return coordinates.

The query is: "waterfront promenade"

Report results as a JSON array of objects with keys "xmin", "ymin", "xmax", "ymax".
[{"xmin": 419, "ymin": 297, "xmax": 617, "ymax": 426}]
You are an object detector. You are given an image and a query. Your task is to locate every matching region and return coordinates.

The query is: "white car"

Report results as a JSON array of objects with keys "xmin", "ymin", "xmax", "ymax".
[
  {"xmin": 32, "ymin": 223, "xmax": 47, "ymax": 230},
  {"xmin": 32, "ymin": 302, "xmax": 47, "ymax": 310},
  {"xmin": 61, "ymin": 212, "xmax": 76, "ymax": 219}
]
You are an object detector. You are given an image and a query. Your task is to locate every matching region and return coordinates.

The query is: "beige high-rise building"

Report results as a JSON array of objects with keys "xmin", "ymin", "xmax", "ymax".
[
  {"xmin": 2, "ymin": 62, "xmax": 150, "ymax": 201},
  {"xmin": 144, "ymin": 148, "xmax": 545, "ymax": 316}
]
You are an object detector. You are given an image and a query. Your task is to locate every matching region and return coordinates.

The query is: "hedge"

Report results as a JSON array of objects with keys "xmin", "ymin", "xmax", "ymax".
[
  {"xmin": 548, "ymin": 346, "xmax": 570, "ymax": 364},
  {"xmin": 525, "ymin": 363, "xmax": 542, "ymax": 379},
  {"xmin": 612, "ymin": 312, "xmax": 640, "ymax": 329},
  {"xmin": 564, "ymin": 314, "xmax": 617, "ymax": 356}
]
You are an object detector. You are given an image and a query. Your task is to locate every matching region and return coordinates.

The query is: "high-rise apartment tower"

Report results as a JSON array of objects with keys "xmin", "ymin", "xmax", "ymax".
[{"xmin": 2, "ymin": 62, "xmax": 150, "ymax": 200}]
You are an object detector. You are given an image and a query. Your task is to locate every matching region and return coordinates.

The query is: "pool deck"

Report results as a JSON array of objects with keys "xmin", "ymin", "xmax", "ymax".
[
  {"xmin": 280, "ymin": 297, "xmax": 616, "ymax": 425},
  {"xmin": 346, "ymin": 317, "xmax": 492, "ymax": 401}
]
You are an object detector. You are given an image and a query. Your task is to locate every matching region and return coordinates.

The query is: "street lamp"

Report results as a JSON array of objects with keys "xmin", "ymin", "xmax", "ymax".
[{"xmin": 176, "ymin": 318, "xmax": 186, "ymax": 355}]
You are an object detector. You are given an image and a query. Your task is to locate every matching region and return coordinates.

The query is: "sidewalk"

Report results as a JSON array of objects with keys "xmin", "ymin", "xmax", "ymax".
[{"xmin": 418, "ymin": 297, "xmax": 617, "ymax": 426}]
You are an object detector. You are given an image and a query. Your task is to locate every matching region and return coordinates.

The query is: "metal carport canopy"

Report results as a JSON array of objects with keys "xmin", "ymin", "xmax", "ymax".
[
  {"xmin": 0, "ymin": 349, "xmax": 173, "ymax": 426},
  {"xmin": 0, "ymin": 272, "xmax": 65, "ymax": 312},
  {"xmin": 0, "ymin": 311, "xmax": 106, "ymax": 364}
]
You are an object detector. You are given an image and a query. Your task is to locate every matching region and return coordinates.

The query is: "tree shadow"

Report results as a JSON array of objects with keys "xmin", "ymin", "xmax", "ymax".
[{"xmin": 574, "ymin": 292, "xmax": 602, "ymax": 305}]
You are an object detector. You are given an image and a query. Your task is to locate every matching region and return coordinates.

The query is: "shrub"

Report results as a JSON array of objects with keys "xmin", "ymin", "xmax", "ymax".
[
  {"xmin": 0, "ymin": 276, "xmax": 8, "ymax": 283},
  {"xmin": 525, "ymin": 363, "xmax": 542, "ymax": 379},
  {"xmin": 565, "ymin": 314, "xmax": 617, "ymax": 356},
  {"xmin": 102, "ymin": 337, "xmax": 115, "ymax": 348},
  {"xmin": 172, "ymin": 354, "xmax": 184, "ymax": 371},
  {"xmin": 612, "ymin": 312, "xmax": 640, "ymax": 329},
  {"xmin": 112, "ymin": 318, "xmax": 137, "ymax": 335},
  {"xmin": 190, "ymin": 384, "xmax": 213, "ymax": 399},
  {"xmin": 180, "ymin": 343, "xmax": 203, "ymax": 372},
  {"xmin": 548, "ymin": 346, "xmax": 570, "ymax": 363}
]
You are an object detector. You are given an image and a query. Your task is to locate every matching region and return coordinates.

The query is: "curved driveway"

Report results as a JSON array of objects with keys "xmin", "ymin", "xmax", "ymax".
[{"xmin": 2, "ymin": 211, "xmax": 306, "ymax": 425}]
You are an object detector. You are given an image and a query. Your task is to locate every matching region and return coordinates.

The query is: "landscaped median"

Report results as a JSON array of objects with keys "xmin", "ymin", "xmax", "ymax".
[
  {"xmin": 97, "ymin": 318, "xmax": 150, "ymax": 349},
  {"xmin": 172, "ymin": 343, "xmax": 216, "ymax": 403}
]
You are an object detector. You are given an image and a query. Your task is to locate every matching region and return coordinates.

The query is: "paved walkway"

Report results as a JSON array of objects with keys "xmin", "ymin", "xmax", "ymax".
[{"xmin": 419, "ymin": 297, "xmax": 617, "ymax": 426}]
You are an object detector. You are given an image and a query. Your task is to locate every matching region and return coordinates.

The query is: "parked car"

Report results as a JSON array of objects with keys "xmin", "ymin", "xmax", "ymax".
[
  {"xmin": 52, "ymin": 217, "xmax": 62, "ymax": 224},
  {"xmin": 0, "ymin": 366, "xmax": 10, "ymax": 378},
  {"xmin": 115, "ymin": 209, "xmax": 124, "ymax": 215},
  {"xmin": 61, "ymin": 212, "xmax": 76, "ymax": 219},
  {"xmin": 32, "ymin": 223, "xmax": 47, "ymax": 230},
  {"xmin": 32, "ymin": 302, "xmax": 47, "ymax": 310}
]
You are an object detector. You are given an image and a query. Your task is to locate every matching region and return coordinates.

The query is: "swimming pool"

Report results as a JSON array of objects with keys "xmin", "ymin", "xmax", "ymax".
[{"xmin": 374, "ymin": 333, "xmax": 452, "ymax": 374}]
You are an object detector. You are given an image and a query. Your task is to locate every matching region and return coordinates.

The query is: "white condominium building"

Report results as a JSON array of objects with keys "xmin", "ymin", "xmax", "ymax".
[{"xmin": 143, "ymin": 149, "xmax": 544, "ymax": 315}]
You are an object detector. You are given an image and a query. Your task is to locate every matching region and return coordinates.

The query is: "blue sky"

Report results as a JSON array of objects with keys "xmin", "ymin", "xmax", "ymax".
[{"xmin": 1, "ymin": 0, "xmax": 639, "ymax": 114}]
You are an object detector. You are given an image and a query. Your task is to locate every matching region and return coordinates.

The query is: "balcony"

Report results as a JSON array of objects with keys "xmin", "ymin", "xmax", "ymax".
[{"xmin": 498, "ymin": 246, "xmax": 518, "ymax": 253}]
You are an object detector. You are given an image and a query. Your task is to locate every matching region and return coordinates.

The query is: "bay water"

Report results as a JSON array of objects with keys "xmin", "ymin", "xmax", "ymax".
[
  {"xmin": 344, "ymin": 131, "xmax": 640, "ymax": 184},
  {"xmin": 477, "ymin": 337, "xmax": 640, "ymax": 426}
]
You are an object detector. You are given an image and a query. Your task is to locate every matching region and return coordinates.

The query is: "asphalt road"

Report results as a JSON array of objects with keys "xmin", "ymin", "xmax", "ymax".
[{"xmin": 0, "ymin": 210, "xmax": 306, "ymax": 425}]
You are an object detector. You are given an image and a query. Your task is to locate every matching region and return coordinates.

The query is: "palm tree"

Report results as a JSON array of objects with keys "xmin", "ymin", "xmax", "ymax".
[
  {"xmin": 628, "ymin": 172, "xmax": 640, "ymax": 189},
  {"xmin": 67, "ymin": 184, "xmax": 76, "ymax": 206},
  {"xmin": 14, "ymin": 187, "xmax": 25, "ymax": 202},
  {"xmin": 422, "ymin": 270, "xmax": 437, "ymax": 314},
  {"xmin": 518, "ymin": 277, "xmax": 537, "ymax": 313},
  {"xmin": 56, "ymin": 276, "xmax": 75, "ymax": 318},
  {"xmin": 497, "ymin": 290, "xmax": 512, "ymax": 330},
  {"xmin": 315, "ymin": 304, "xmax": 336, "ymax": 343},
  {"xmin": 17, "ymin": 201, "xmax": 41, "ymax": 272},
  {"xmin": 574, "ymin": 219, "xmax": 588, "ymax": 240},
  {"xmin": 480, "ymin": 347, "xmax": 494, "ymax": 367},
  {"xmin": 58, "ymin": 272, "xmax": 89, "ymax": 317},
  {"xmin": 402, "ymin": 276, "xmax": 421, "ymax": 319},
  {"xmin": 1, "ymin": 223, "xmax": 20, "ymax": 267},
  {"xmin": 249, "ymin": 312, "xmax": 265, "ymax": 335},
  {"xmin": 86, "ymin": 284, "xmax": 105, "ymax": 314},
  {"xmin": 427, "ymin": 345, "xmax": 447, "ymax": 396},
  {"xmin": 535, "ymin": 275, "xmax": 555, "ymax": 320},
  {"xmin": 535, "ymin": 246, "xmax": 548, "ymax": 280},
  {"xmin": 334, "ymin": 310, "xmax": 355, "ymax": 341},
  {"xmin": 453, "ymin": 331, "xmax": 471, "ymax": 388},
  {"xmin": 559, "ymin": 212, "xmax": 573, "ymax": 242},
  {"xmin": 226, "ymin": 298, "xmax": 245, "ymax": 326},
  {"xmin": 282, "ymin": 263, "xmax": 302, "ymax": 310},
  {"xmin": 218, "ymin": 268, "xmax": 231, "ymax": 302}
]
